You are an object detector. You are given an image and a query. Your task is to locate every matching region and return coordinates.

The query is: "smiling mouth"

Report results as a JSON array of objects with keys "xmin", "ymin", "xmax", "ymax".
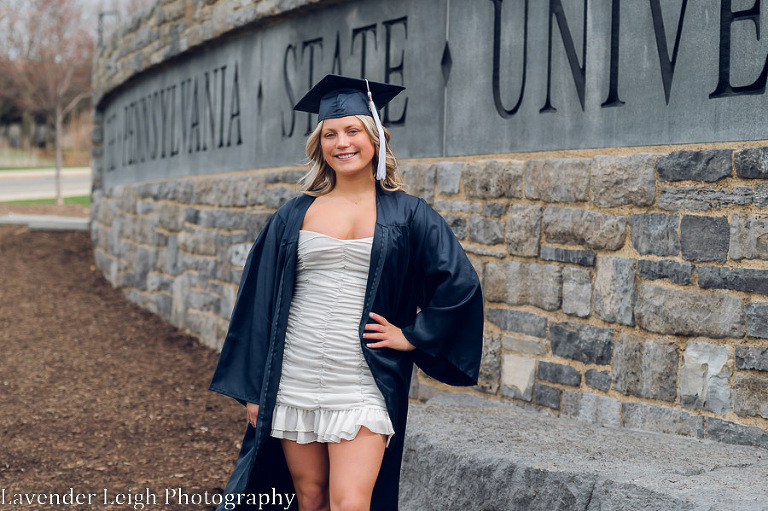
[{"xmin": 335, "ymin": 152, "xmax": 357, "ymax": 160}]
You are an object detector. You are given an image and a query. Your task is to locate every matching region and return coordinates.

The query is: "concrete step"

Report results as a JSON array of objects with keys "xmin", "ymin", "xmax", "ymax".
[
  {"xmin": 0, "ymin": 214, "xmax": 89, "ymax": 232},
  {"xmin": 400, "ymin": 394, "xmax": 768, "ymax": 511}
]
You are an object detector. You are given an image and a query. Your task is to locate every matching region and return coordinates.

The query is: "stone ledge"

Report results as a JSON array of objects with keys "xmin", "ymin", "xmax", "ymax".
[{"xmin": 400, "ymin": 394, "xmax": 768, "ymax": 511}]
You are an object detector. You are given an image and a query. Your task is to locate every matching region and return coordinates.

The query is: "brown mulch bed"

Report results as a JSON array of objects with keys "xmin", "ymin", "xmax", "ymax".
[{"xmin": 0, "ymin": 223, "xmax": 245, "ymax": 510}]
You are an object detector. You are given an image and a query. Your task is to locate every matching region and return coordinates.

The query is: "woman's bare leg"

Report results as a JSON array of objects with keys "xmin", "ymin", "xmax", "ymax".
[
  {"xmin": 281, "ymin": 440, "xmax": 331, "ymax": 511},
  {"xmin": 327, "ymin": 427, "xmax": 386, "ymax": 511}
]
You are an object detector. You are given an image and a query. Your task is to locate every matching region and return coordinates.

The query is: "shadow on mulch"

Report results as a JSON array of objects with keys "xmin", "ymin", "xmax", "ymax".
[{"xmin": 0, "ymin": 225, "xmax": 244, "ymax": 510}]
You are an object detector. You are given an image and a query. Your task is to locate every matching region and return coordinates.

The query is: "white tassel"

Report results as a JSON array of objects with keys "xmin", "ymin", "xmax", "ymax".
[{"xmin": 366, "ymin": 79, "xmax": 388, "ymax": 181}]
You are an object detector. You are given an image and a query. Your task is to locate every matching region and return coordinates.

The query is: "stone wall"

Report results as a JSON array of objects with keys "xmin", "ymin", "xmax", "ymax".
[{"xmin": 91, "ymin": 148, "xmax": 768, "ymax": 450}]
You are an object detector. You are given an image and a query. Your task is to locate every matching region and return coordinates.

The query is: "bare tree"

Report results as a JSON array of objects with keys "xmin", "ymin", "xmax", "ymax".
[{"xmin": 0, "ymin": 0, "xmax": 93, "ymax": 205}]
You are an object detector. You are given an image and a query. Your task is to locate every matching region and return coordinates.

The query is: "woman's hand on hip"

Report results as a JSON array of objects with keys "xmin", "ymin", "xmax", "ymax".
[
  {"xmin": 246, "ymin": 402, "xmax": 259, "ymax": 427},
  {"xmin": 364, "ymin": 312, "xmax": 415, "ymax": 351}
]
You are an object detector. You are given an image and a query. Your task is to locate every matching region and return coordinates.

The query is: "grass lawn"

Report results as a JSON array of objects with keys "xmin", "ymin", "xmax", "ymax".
[{"xmin": 1, "ymin": 195, "xmax": 91, "ymax": 206}]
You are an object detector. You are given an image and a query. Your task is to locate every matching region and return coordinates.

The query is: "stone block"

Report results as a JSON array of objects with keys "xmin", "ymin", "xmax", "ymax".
[
  {"xmin": 542, "ymin": 206, "xmax": 627, "ymax": 251},
  {"xmin": 171, "ymin": 272, "xmax": 192, "ymax": 328},
  {"xmin": 149, "ymin": 293, "xmax": 173, "ymax": 322},
  {"xmin": 196, "ymin": 209, "xmax": 250, "ymax": 231},
  {"xmin": 146, "ymin": 273, "xmax": 174, "ymax": 293},
  {"xmin": 477, "ymin": 330, "xmax": 500, "ymax": 395},
  {"xmin": 540, "ymin": 246, "xmax": 595, "ymax": 266},
  {"xmin": 584, "ymin": 369, "xmax": 611, "ymax": 392},
  {"xmin": 501, "ymin": 354, "xmax": 535, "ymax": 401},
  {"xmin": 730, "ymin": 213, "xmax": 768, "ymax": 260},
  {"xmin": 505, "ymin": 204, "xmax": 542, "ymax": 257},
  {"xmin": 746, "ymin": 303, "xmax": 768, "ymax": 340},
  {"xmin": 736, "ymin": 345, "xmax": 768, "ymax": 371},
  {"xmin": 134, "ymin": 216, "xmax": 165, "ymax": 246},
  {"xmin": 416, "ymin": 378, "xmax": 446, "ymax": 402},
  {"xmin": 188, "ymin": 290, "xmax": 220, "ymax": 312},
  {"xmin": 408, "ymin": 366, "xmax": 420, "ymax": 400},
  {"xmin": 435, "ymin": 161, "xmax": 462, "ymax": 195},
  {"xmin": 463, "ymin": 159, "xmax": 523, "ymax": 199},
  {"xmin": 136, "ymin": 199, "xmax": 159, "ymax": 215},
  {"xmin": 635, "ymin": 283, "xmax": 745, "ymax": 338},
  {"xmin": 485, "ymin": 261, "xmax": 562, "ymax": 311},
  {"xmin": 486, "ymin": 308, "xmax": 547, "ymax": 338},
  {"xmin": 679, "ymin": 342, "xmax": 732, "ymax": 415},
  {"xmin": 629, "ymin": 214, "xmax": 680, "ymax": 256},
  {"xmin": 468, "ymin": 257, "xmax": 485, "ymax": 285},
  {"xmin": 217, "ymin": 177, "xmax": 250, "ymax": 207},
  {"xmin": 502, "ymin": 335, "xmax": 547, "ymax": 356},
  {"xmin": 482, "ymin": 202, "xmax": 508, "ymax": 218},
  {"xmin": 158, "ymin": 203, "xmax": 186, "ymax": 232},
  {"xmin": 656, "ymin": 149, "xmax": 733, "ymax": 182},
  {"xmin": 400, "ymin": 163, "xmax": 436, "ymax": 203},
  {"xmin": 467, "ymin": 215, "xmax": 504, "ymax": 245},
  {"xmin": 733, "ymin": 373, "xmax": 768, "ymax": 419},
  {"xmin": 537, "ymin": 361, "xmax": 581, "ymax": 387},
  {"xmin": 178, "ymin": 228, "xmax": 217, "ymax": 256},
  {"xmin": 241, "ymin": 175, "xmax": 267, "ymax": 206},
  {"xmin": 523, "ymin": 158, "xmax": 590, "ymax": 202},
  {"xmin": 589, "ymin": 154, "xmax": 657, "ymax": 208},
  {"xmin": 265, "ymin": 185, "xmax": 295, "ymax": 209},
  {"xmin": 734, "ymin": 146, "xmax": 768, "ymax": 179},
  {"xmin": 163, "ymin": 235, "xmax": 179, "ymax": 275},
  {"xmin": 534, "ymin": 383, "xmax": 562, "ymax": 410},
  {"xmin": 658, "ymin": 186, "xmax": 752, "ymax": 211},
  {"xmin": 215, "ymin": 282, "xmax": 237, "ymax": 319},
  {"xmin": 444, "ymin": 216, "xmax": 467, "ymax": 239},
  {"xmin": 707, "ymin": 417, "xmax": 768, "ymax": 450},
  {"xmin": 680, "ymin": 215, "xmax": 729, "ymax": 262},
  {"xmin": 593, "ymin": 257, "xmax": 636, "ymax": 326},
  {"xmin": 549, "ymin": 322, "xmax": 614, "ymax": 365},
  {"xmin": 637, "ymin": 259, "xmax": 693, "ymax": 285},
  {"xmin": 698, "ymin": 266, "xmax": 768, "ymax": 296},
  {"xmin": 621, "ymin": 402, "xmax": 705, "ymax": 438},
  {"xmin": 612, "ymin": 333, "xmax": 678, "ymax": 402},
  {"xmin": 562, "ymin": 266, "xmax": 592, "ymax": 318},
  {"xmin": 229, "ymin": 242, "xmax": 250, "ymax": 268},
  {"xmin": 432, "ymin": 200, "xmax": 483, "ymax": 214},
  {"xmin": 754, "ymin": 183, "xmax": 768, "ymax": 208},
  {"xmin": 560, "ymin": 391, "xmax": 621, "ymax": 428}
]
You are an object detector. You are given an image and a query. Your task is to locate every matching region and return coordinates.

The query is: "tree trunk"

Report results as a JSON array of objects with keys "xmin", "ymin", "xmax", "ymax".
[
  {"xmin": 55, "ymin": 106, "xmax": 63, "ymax": 206},
  {"xmin": 21, "ymin": 110, "xmax": 33, "ymax": 153}
]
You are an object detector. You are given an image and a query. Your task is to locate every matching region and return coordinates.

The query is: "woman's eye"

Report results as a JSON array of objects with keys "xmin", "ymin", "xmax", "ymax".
[
  {"xmin": 348, "ymin": 129, "xmax": 359, "ymax": 135},
  {"xmin": 323, "ymin": 133, "xmax": 335, "ymax": 138}
]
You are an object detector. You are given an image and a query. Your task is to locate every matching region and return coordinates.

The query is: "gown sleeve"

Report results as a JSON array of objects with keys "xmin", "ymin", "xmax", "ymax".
[
  {"xmin": 208, "ymin": 212, "xmax": 285, "ymax": 406},
  {"xmin": 400, "ymin": 199, "xmax": 485, "ymax": 386}
]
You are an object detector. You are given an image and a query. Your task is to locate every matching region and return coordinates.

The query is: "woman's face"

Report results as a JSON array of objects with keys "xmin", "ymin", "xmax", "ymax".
[{"xmin": 320, "ymin": 116, "xmax": 375, "ymax": 178}]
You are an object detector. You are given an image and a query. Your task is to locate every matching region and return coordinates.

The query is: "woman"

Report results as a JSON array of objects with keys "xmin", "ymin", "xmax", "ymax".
[{"xmin": 210, "ymin": 75, "xmax": 484, "ymax": 511}]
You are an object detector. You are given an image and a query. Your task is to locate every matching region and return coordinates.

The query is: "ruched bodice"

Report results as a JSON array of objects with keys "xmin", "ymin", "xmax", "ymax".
[{"xmin": 271, "ymin": 230, "xmax": 394, "ymax": 444}]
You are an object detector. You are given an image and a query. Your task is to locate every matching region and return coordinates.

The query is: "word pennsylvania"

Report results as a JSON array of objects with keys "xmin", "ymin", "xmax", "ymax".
[{"xmin": 0, "ymin": 487, "xmax": 296, "ymax": 510}]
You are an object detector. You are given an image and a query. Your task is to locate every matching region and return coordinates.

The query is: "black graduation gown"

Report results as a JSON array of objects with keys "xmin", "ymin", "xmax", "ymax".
[{"xmin": 209, "ymin": 183, "xmax": 484, "ymax": 511}]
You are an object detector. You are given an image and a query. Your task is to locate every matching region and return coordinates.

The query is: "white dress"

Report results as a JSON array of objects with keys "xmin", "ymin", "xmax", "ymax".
[{"xmin": 270, "ymin": 230, "xmax": 395, "ymax": 445}]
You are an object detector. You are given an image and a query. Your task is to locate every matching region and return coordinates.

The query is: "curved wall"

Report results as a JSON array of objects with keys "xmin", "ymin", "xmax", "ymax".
[{"xmin": 91, "ymin": 0, "xmax": 768, "ymax": 451}]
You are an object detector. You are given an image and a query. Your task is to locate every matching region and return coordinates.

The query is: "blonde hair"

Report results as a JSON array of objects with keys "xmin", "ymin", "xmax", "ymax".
[{"xmin": 298, "ymin": 115, "xmax": 404, "ymax": 195}]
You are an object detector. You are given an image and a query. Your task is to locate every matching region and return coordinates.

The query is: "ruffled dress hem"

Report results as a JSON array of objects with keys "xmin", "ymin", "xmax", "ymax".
[{"xmin": 271, "ymin": 403, "xmax": 395, "ymax": 447}]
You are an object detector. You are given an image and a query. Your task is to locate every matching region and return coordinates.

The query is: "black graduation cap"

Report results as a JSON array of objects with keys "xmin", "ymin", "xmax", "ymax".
[
  {"xmin": 293, "ymin": 74, "xmax": 405, "ymax": 121},
  {"xmin": 294, "ymin": 74, "xmax": 405, "ymax": 180}
]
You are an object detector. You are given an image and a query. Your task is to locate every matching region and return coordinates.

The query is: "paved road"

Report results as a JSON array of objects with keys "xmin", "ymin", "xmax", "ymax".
[{"xmin": 0, "ymin": 167, "xmax": 91, "ymax": 201}]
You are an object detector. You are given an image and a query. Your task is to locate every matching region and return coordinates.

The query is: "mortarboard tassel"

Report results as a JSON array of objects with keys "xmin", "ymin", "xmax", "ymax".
[{"xmin": 366, "ymin": 79, "xmax": 388, "ymax": 181}]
